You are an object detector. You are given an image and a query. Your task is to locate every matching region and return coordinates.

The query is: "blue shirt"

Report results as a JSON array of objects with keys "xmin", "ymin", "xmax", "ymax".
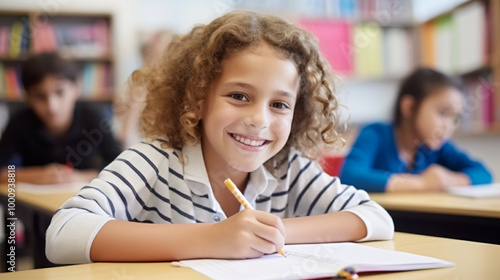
[{"xmin": 339, "ymin": 123, "xmax": 493, "ymax": 192}]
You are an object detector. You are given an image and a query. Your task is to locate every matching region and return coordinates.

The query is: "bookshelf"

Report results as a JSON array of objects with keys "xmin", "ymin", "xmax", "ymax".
[
  {"xmin": 417, "ymin": 0, "xmax": 500, "ymax": 135},
  {"xmin": 0, "ymin": 10, "xmax": 114, "ymax": 102},
  {"xmin": 236, "ymin": 0, "xmax": 417, "ymax": 79}
]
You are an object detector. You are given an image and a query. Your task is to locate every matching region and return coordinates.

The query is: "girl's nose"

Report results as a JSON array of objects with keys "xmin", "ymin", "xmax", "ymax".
[{"xmin": 244, "ymin": 103, "xmax": 270, "ymax": 129}]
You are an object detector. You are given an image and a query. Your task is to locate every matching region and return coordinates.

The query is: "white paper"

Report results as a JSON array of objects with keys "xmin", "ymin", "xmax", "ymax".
[
  {"xmin": 447, "ymin": 183, "xmax": 500, "ymax": 198},
  {"xmin": 177, "ymin": 242, "xmax": 453, "ymax": 280},
  {"xmin": 17, "ymin": 182, "xmax": 86, "ymax": 194}
]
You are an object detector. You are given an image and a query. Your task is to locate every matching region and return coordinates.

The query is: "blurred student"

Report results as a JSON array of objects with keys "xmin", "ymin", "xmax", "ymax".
[
  {"xmin": 114, "ymin": 30, "xmax": 174, "ymax": 148},
  {"xmin": 0, "ymin": 52, "xmax": 122, "ymax": 184},
  {"xmin": 340, "ymin": 67, "xmax": 492, "ymax": 192}
]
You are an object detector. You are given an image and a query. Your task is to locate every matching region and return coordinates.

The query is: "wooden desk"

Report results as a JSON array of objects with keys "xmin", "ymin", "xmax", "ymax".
[
  {"xmin": 0, "ymin": 186, "xmax": 76, "ymax": 215},
  {"xmin": 370, "ymin": 193, "xmax": 500, "ymax": 244},
  {"xmin": 0, "ymin": 185, "xmax": 78, "ymax": 271},
  {"xmin": 1, "ymin": 232, "xmax": 499, "ymax": 280}
]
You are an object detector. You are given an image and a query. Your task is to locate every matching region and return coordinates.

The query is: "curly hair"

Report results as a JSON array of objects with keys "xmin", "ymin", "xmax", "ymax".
[{"xmin": 132, "ymin": 11, "xmax": 344, "ymax": 173}]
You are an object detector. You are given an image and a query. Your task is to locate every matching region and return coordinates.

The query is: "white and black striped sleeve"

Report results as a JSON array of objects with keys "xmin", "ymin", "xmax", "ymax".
[
  {"xmin": 285, "ymin": 152, "xmax": 394, "ymax": 241},
  {"xmin": 46, "ymin": 141, "xmax": 171, "ymax": 264}
]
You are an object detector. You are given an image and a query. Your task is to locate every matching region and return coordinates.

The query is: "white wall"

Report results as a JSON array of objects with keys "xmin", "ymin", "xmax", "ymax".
[
  {"xmin": 452, "ymin": 135, "xmax": 500, "ymax": 182},
  {"xmin": 412, "ymin": 0, "xmax": 469, "ymax": 22},
  {"xmin": 135, "ymin": 0, "xmax": 234, "ymax": 34},
  {"xmin": 338, "ymin": 79, "xmax": 399, "ymax": 125}
]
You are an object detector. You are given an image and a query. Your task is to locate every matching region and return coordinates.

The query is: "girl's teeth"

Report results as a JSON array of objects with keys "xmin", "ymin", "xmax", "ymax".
[{"xmin": 232, "ymin": 134, "xmax": 265, "ymax": 147}]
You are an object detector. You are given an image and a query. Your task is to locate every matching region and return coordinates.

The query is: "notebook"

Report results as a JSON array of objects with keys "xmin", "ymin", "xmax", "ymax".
[
  {"xmin": 447, "ymin": 183, "xmax": 500, "ymax": 198},
  {"xmin": 173, "ymin": 242, "xmax": 453, "ymax": 280}
]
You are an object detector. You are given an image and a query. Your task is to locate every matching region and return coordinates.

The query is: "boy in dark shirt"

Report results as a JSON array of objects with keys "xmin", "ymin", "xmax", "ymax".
[{"xmin": 0, "ymin": 52, "xmax": 122, "ymax": 184}]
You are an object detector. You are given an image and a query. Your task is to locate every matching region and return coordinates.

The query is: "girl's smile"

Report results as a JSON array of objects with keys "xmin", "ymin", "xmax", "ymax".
[{"xmin": 229, "ymin": 133, "xmax": 270, "ymax": 150}]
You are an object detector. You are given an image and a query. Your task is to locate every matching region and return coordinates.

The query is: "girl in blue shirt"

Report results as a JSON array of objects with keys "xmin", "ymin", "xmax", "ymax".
[{"xmin": 340, "ymin": 68, "xmax": 492, "ymax": 192}]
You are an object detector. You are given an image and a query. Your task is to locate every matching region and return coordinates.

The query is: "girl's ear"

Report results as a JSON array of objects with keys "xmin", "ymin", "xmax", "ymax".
[
  {"xmin": 195, "ymin": 100, "xmax": 205, "ymax": 120},
  {"xmin": 400, "ymin": 95, "xmax": 416, "ymax": 119}
]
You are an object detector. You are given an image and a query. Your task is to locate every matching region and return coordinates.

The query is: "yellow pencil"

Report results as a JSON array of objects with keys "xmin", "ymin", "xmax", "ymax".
[{"xmin": 224, "ymin": 178, "xmax": 285, "ymax": 256}]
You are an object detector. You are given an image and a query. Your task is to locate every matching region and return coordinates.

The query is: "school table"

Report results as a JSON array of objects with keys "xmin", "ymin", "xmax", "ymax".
[
  {"xmin": 370, "ymin": 193, "xmax": 500, "ymax": 244},
  {"xmin": 0, "ymin": 232, "xmax": 499, "ymax": 280},
  {"xmin": 0, "ymin": 184, "xmax": 77, "ymax": 271}
]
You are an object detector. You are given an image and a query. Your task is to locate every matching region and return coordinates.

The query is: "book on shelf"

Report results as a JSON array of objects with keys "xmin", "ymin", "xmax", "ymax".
[
  {"xmin": 419, "ymin": 22, "xmax": 435, "ymax": 67},
  {"xmin": 460, "ymin": 74, "xmax": 496, "ymax": 133},
  {"xmin": 8, "ymin": 21, "xmax": 28, "ymax": 58},
  {"xmin": 353, "ymin": 23, "xmax": 383, "ymax": 77},
  {"xmin": 0, "ymin": 27, "xmax": 9, "ymax": 56},
  {"xmin": 32, "ymin": 18, "xmax": 110, "ymax": 58},
  {"xmin": 3, "ymin": 66, "xmax": 22, "ymax": 99},
  {"xmin": 8, "ymin": 23, "xmax": 20, "ymax": 57},
  {"xmin": 81, "ymin": 62, "xmax": 113, "ymax": 99},
  {"xmin": 454, "ymin": 1, "xmax": 487, "ymax": 74},
  {"xmin": 299, "ymin": 19, "xmax": 414, "ymax": 78},
  {"xmin": 434, "ymin": 15, "xmax": 454, "ymax": 74},
  {"xmin": 384, "ymin": 27, "xmax": 413, "ymax": 78},
  {"xmin": 299, "ymin": 19, "xmax": 353, "ymax": 76},
  {"xmin": 0, "ymin": 64, "xmax": 5, "ymax": 99},
  {"xmin": 420, "ymin": 1, "xmax": 487, "ymax": 75}
]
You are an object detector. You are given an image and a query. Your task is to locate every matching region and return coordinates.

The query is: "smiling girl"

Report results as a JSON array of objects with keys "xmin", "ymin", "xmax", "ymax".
[{"xmin": 46, "ymin": 11, "xmax": 393, "ymax": 263}]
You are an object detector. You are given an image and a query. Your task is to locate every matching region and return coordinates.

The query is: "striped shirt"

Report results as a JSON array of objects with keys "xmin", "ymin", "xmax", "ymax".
[{"xmin": 46, "ymin": 140, "xmax": 394, "ymax": 264}]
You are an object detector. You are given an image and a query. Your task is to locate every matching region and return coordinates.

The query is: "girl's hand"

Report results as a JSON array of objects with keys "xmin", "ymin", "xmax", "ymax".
[
  {"xmin": 37, "ymin": 163, "xmax": 72, "ymax": 184},
  {"xmin": 419, "ymin": 164, "xmax": 451, "ymax": 191},
  {"xmin": 206, "ymin": 209, "xmax": 285, "ymax": 259},
  {"xmin": 42, "ymin": 164, "xmax": 96, "ymax": 184},
  {"xmin": 63, "ymin": 169, "xmax": 98, "ymax": 184}
]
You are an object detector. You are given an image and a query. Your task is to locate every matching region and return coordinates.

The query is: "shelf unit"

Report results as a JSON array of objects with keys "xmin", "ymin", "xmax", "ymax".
[
  {"xmin": 417, "ymin": 0, "xmax": 500, "ymax": 134},
  {"xmin": 0, "ymin": 10, "xmax": 114, "ymax": 102}
]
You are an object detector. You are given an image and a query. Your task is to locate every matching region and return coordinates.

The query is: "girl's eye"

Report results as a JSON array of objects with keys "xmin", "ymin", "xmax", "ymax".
[
  {"xmin": 228, "ymin": 93, "xmax": 248, "ymax": 101},
  {"xmin": 271, "ymin": 102, "xmax": 290, "ymax": 110}
]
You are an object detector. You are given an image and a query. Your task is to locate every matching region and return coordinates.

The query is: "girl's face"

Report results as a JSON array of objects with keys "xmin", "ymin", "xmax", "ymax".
[
  {"xmin": 200, "ymin": 43, "xmax": 300, "ymax": 173},
  {"xmin": 414, "ymin": 86, "xmax": 464, "ymax": 150}
]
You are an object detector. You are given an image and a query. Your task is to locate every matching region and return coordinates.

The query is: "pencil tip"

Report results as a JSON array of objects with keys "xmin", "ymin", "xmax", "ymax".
[{"xmin": 277, "ymin": 248, "xmax": 285, "ymax": 257}]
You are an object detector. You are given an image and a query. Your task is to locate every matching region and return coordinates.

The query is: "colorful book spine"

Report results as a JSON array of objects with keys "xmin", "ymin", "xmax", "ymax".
[
  {"xmin": 353, "ymin": 23, "xmax": 383, "ymax": 77},
  {"xmin": 299, "ymin": 19, "xmax": 353, "ymax": 75},
  {"xmin": 0, "ymin": 64, "xmax": 5, "ymax": 98},
  {"xmin": 9, "ymin": 21, "xmax": 23, "ymax": 58},
  {"xmin": 420, "ymin": 1, "xmax": 487, "ymax": 75}
]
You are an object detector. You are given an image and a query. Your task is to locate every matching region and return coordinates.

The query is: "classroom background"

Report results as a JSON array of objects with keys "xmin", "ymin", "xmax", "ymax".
[{"xmin": 0, "ymin": 0, "xmax": 499, "ymax": 180}]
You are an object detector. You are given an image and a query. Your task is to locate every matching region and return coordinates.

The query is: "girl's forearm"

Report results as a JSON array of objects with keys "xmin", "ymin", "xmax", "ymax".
[
  {"xmin": 386, "ymin": 174, "xmax": 424, "ymax": 192},
  {"xmin": 1, "ymin": 167, "xmax": 46, "ymax": 184},
  {"xmin": 282, "ymin": 212, "xmax": 367, "ymax": 244},
  {"xmin": 446, "ymin": 171, "xmax": 471, "ymax": 186},
  {"xmin": 90, "ymin": 220, "xmax": 215, "ymax": 261}
]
